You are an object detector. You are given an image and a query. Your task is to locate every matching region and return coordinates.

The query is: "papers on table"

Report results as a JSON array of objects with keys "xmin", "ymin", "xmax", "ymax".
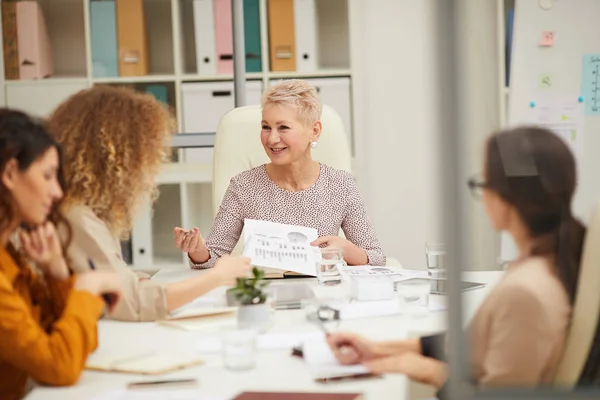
[
  {"xmin": 242, "ymin": 219, "xmax": 319, "ymax": 276},
  {"xmin": 339, "ymin": 265, "xmax": 429, "ymax": 283},
  {"xmin": 170, "ymin": 296, "xmax": 218, "ymax": 316},
  {"xmin": 85, "ymin": 350, "xmax": 203, "ymax": 375},
  {"xmin": 91, "ymin": 389, "xmax": 229, "ymax": 400},
  {"xmin": 302, "ymin": 336, "xmax": 370, "ymax": 379},
  {"xmin": 336, "ymin": 299, "xmax": 447, "ymax": 320},
  {"xmin": 196, "ymin": 331, "xmax": 325, "ymax": 353}
]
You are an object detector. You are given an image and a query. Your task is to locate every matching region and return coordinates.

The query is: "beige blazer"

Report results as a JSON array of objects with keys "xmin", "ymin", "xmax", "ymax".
[
  {"xmin": 469, "ymin": 257, "xmax": 572, "ymax": 388},
  {"xmin": 63, "ymin": 204, "xmax": 168, "ymax": 321}
]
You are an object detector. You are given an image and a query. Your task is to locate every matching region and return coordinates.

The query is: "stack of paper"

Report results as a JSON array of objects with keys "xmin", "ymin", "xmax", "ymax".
[
  {"xmin": 86, "ymin": 351, "xmax": 203, "ymax": 375},
  {"xmin": 158, "ymin": 306, "xmax": 237, "ymax": 331},
  {"xmin": 339, "ymin": 265, "xmax": 428, "ymax": 282},
  {"xmin": 196, "ymin": 331, "xmax": 325, "ymax": 353},
  {"xmin": 92, "ymin": 389, "xmax": 229, "ymax": 400}
]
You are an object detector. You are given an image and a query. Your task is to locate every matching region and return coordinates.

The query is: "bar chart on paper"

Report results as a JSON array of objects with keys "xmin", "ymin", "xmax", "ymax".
[{"xmin": 582, "ymin": 54, "xmax": 600, "ymax": 116}]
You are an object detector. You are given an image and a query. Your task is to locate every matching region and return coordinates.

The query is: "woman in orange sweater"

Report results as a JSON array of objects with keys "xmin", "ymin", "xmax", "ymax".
[{"xmin": 0, "ymin": 109, "xmax": 123, "ymax": 400}]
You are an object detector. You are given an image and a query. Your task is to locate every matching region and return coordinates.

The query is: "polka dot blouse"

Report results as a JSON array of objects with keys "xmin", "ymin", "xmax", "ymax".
[{"xmin": 189, "ymin": 163, "xmax": 386, "ymax": 268}]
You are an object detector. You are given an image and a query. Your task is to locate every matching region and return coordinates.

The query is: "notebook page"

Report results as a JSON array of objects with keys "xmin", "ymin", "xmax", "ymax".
[
  {"xmin": 91, "ymin": 389, "xmax": 230, "ymax": 400},
  {"xmin": 302, "ymin": 337, "xmax": 369, "ymax": 378}
]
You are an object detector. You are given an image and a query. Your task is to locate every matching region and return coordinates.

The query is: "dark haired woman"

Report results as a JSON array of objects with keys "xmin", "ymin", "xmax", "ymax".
[
  {"xmin": 0, "ymin": 109, "xmax": 122, "ymax": 400},
  {"xmin": 326, "ymin": 127, "xmax": 586, "ymax": 395}
]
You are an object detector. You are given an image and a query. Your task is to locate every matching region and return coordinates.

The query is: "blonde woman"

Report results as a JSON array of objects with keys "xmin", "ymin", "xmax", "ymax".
[
  {"xmin": 47, "ymin": 86, "xmax": 250, "ymax": 322},
  {"xmin": 175, "ymin": 79, "xmax": 385, "ymax": 268}
]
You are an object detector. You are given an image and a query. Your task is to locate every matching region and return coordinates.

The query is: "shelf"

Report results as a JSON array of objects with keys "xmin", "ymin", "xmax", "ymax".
[
  {"xmin": 157, "ymin": 162, "xmax": 213, "ymax": 184},
  {"xmin": 4, "ymin": 77, "xmax": 89, "ymax": 87},
  {"xmin": 180, "ymin": 73, "xmax": 264, "ymax": 82},
  {"xmin": 93, "ymin": 75, "xmax": 176, "ymax": 84},
  {"xmin": 268, "ymin": 69, "xmax": 352, "ymax": 79}
]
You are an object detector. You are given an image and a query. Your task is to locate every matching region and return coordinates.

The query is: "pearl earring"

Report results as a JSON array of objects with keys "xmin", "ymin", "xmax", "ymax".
[{"xmin": 310, "ymin": 141, "xmax": 318, "ymax": 149}]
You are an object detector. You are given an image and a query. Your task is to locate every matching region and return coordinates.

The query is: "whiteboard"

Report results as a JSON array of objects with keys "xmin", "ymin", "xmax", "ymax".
[{"xmin": 501, "ymin": 0, "xmax": 600, "ymax": 262}]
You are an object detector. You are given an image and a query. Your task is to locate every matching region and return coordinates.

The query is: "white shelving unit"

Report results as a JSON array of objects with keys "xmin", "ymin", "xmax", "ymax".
[{"xmin": 0, "ymin": 0, "xmax": 355, "ymax": 270}]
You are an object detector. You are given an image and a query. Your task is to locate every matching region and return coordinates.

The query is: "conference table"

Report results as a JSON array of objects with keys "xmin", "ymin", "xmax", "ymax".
[{"xmin": 26, "ymin": 269, "xmax": 504, "ymax": 400}]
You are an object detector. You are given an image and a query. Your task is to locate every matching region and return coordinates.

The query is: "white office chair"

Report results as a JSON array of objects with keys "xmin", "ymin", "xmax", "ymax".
[
  {"xmin": 553, "ymin": 199, "xmax": 600, "ymax": 386},
  {"xmin": 212, "ymin": 104, "xmax": 400, "ymax": 266}
]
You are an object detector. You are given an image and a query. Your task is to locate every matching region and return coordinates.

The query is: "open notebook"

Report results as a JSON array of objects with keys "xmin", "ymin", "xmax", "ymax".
[
  {"xmin": 243, "ymin": 219, "xmax": 319, "ymax": 279},
  {"xmin": 85, "ymin": 351, "xmax": 203, "ymax": 375}
]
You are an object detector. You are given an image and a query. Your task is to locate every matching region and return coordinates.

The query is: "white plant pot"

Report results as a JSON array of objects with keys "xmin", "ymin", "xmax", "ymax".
[{"xmin": 237, "ymin": 303, "xmax": 272, "ymax": 333}]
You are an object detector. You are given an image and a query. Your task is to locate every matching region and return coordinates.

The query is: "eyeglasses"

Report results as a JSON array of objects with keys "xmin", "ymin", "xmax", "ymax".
[{"xmin": 467, "ymin": 176, "xmax": 489, "ymax": 198}]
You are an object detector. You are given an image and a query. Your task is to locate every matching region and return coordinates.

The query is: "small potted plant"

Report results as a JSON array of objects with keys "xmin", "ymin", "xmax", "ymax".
[{"xmin": 229, "ymin": 267, "xmax": 273, "ymax": 332}]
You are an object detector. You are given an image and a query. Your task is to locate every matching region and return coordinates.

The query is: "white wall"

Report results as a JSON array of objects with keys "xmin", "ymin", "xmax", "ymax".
[
  {"xmin": 350, "ymin": 0, "xmax": 501, "ymax": 270},
  {"xmin": 350, "ymin": 0, "xmax": 444, "ymax": 270}
]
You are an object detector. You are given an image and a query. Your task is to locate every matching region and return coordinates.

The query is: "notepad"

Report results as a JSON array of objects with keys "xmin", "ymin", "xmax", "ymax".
[
  {"xmin": 233, "ymin": 392, "xmax": 363, "ymax": 400},
  {"xmin": 91, "ymin": 388, "xmax": 230, "ymax": 400},
  {"xmin": 302, "ymin": 337, "xmax": 370, "ymax": 379},
  {"xmin": 158, "ymin": 306, "xmax": 237, "ymax": 331},
  {"xmin": 85, "ymin": 351, "xmax": 203, "ymax": 375},
  {"xmin": 196, "ymin": 331, "xmax": 325, "ymax": 353}
]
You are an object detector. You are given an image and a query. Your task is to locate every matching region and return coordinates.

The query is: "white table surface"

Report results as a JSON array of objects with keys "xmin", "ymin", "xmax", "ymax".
[{"xmin": 26, "ymin": 269, "xmax": 504, "ymax": 400}]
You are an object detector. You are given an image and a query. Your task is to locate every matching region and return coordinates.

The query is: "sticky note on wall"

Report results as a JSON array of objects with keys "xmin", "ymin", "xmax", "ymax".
[{"xmin": 539, "ymin": 31, "xmax": 555, "ymax": 47}]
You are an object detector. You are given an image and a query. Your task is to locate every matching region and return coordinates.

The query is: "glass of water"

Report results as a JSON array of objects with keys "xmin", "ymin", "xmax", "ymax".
[
  {"xmin": 316, "ymin": 247, "xmax": 344, "ymax": 286},
  {"xmin": 425, "ymin": 242, "xmax": 447, "ymax": 279},
  {"xmin": 222, "ymin": 328, "xmax": 258, "ymax": 371},
  {"xmin": 396, "ymin": 278, "xmax": 430, "ymax": 318}
]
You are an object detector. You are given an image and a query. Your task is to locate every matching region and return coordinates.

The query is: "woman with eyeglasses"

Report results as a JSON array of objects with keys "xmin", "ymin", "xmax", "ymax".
[
  {"xmin": 327, "ymin": 127, "xmax": 586, "ymax": 396},
  {"xmin": 0, "ymin": 109, "xmax": 122, "ymax": 400}
]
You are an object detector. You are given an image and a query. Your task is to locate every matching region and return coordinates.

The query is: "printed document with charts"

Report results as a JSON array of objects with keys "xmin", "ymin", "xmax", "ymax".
[{"xmin": 242, "ymin": 219, "xmax": 319, "ymax": 278}]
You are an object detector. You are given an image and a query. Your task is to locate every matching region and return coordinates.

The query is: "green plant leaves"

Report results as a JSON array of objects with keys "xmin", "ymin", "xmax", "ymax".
[{"xmin": 230, "ymin": 267, "xmax": 271, "ymax": 305}]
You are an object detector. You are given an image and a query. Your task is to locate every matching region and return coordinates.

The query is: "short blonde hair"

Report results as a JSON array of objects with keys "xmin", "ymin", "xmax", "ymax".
[{"xmin": 261, "ymin": 79, "xmax": 322, "ymax": 126}]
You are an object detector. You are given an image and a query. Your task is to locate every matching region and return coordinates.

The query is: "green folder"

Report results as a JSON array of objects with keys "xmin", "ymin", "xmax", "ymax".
[{"xmin": 243, "ymin": 0, "xmax": 262, "ymax": 72}]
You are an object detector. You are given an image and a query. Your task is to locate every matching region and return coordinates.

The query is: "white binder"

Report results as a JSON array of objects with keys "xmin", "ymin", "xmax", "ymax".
[
  {"xmin": 193, "ymin": 0, "xmax": 217, "ymax": 76},
  {"xmin": 181, "ymin": 81, "xmax": 263, "ymax": 163},
  {"xmin": 302, "ymin": 77, "xmax": 353, "ymax": 142},
  {"xmin": 294, "ymin": 0, "xmax": 319, "ymax": 73}
]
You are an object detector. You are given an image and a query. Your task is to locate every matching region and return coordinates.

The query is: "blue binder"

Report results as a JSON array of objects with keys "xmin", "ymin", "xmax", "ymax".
[
  {"xmin": 90, "ymin": 0, "xmax": 119, "ymax": 77},
  {"xmin": 244, "ymin": 0, "xmax": 262, "ymax": 72},
  {"xmin": 506, "ymin": 8, "xmax": 514, "ymax": 87},
  {"xmin": 145, "ymin": 84, "xmax": 169, "ymax": 104}
]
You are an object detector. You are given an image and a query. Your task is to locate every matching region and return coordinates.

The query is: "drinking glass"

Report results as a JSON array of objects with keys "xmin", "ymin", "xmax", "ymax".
[
  {"xmin": 222, "ymin": 328, "xmax": 258, "ymax": 371},
  {"xmin": 315, "ymin": 247, "xmax": 344, "ymax": 286},
  {"xmin": 396, "ymin": 278, "xmax": 430, "ymax": 318},
  {"xmin": 425, "ymin": 242, "xmax": 447, "ymax": 279}
]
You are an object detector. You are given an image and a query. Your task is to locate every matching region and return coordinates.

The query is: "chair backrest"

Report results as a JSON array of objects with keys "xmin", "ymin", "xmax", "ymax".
[
  {"xmin": 553, "ymin": 199, "xmax": 600, "ymax": 386},
  {"xmin": 212, "ymin": 104, "xmax": 352, "ymax": 216}
]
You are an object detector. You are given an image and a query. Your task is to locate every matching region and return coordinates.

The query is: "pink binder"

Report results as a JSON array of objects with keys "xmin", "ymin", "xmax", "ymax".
[
  {"xmin": 214, "ymin": 0, "xmax": 233, "ymax": 74},
  {"xmin": 16, "ymin": 1, "xmax": 53, "ymax": 79}
]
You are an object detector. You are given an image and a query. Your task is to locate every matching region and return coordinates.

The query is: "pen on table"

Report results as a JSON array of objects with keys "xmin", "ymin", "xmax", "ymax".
[
  {"xmin": 128, "ymin": 378, "xmax": 198, "ymax": 389},
  {"xmin": 87, "ymin": 258, "xmax": 113, "ymax": 306}
]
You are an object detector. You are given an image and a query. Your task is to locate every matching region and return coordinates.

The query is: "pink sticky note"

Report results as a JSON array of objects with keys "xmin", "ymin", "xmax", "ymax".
[{"xmin": 539, "ymin": 31, "xmax": 555, "ymax": 47}]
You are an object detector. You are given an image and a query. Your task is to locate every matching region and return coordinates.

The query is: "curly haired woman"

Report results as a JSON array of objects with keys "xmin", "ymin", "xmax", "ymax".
[{"xmin": 47, "ymin": 85, "xmax": 250, "ymax": 322}]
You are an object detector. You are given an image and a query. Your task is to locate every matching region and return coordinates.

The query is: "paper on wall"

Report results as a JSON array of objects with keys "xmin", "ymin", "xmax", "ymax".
[
  {"xmin": 581, "ymin": 54, "xmax": 600, "ymax": 116},
  {"xmin": 530, "ymin": 97, "xmax": 584, "ymax": 162}
]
